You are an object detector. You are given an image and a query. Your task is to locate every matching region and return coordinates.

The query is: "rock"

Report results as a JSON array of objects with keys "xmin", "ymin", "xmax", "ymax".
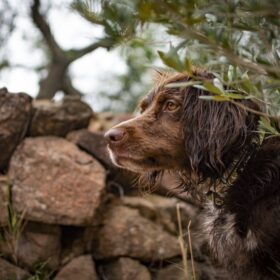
[
  {"xmin": 9, "ymin": 137, "xmax": 106, "ymax": 225},
  {"xmin": 16, "ymin": 222, "xmax": 61, "ymax": 271},
  {"xmin": 0, "ymin": 176, "xmax": 10, "ymax": 226},
  {"xmin": 0, "ymin": 222, "xmax": 61, "ymax": 271},
  {"xmin": 155, "ymin": 261, "xmax": 228, "ymax": 280},
  {"xmin": 88, "ymin": 112, "xmax": 115, "ymax": 132},
  {"xmin": 29, "ymin": 97, "xmax": 93, "ymax": 137},
  {"xmin": 146, "ymin": 194, "xmax": 198, "ymax": 234},
  {"xmin": 67, "ymin": 129, "xmax": 137, "ymax": 195},
  {"xmin": 88, "ymin": 112, "xmax": 133, "ymax": 133},
  {"xmin": 121, "ymin": 194, "xmax": 198, "ymax": 235},
  {"xmin": 54, "ymin": 255, "xmax": 99, "ymax": 280},
  {"xmin": 155, "ymin": 262, "xmax": 186, "ymax": 280},
  {"xmin": 60, "ymin": 226, "xmax": 95, "ymax": 265},
  {"xmin": 0, "ymin": 88, "xmax": 32, "ymax": 170},
  {"xmin": 0, "ymin": 258, "xmax": 31, "ymax": 280},
  {"xmin": 93, "ymin": 205, "xmax": 180, "ymax": 261},
  {"xmin": 67, "ymin": 129, "xmax": 111, "ymax": 168},
  {"xmin": 100, "ymin": 257, "xmax": 151, "ymax": 280},
  {"xmin": 108, "ymin": 169, "xmax": 138, "ymax": 195},
  {"xmin": 121, "ymin": 196, "xmax": 157, "ymax": 221}
]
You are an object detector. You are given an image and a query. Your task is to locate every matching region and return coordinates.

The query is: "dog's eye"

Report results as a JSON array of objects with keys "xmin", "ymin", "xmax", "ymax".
[{"xmin": 164, "ymin": 100, "xmax": 179, "ymax": 112}]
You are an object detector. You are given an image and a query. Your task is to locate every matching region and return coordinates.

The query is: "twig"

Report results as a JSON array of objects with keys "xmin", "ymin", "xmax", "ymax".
[
  {"xmin": 157, "ymin": 0, "xmax": 280, "ymax": 77},
  {"xmin": 176, "ymin": 204, "xmax": 189, "ymax": 279},
  {"xmin": 229, "ymin": 99, "xmax": 280, "ymax": 121},
  {"xmin": 187, "ymin": 220, "xmax": 196, "ymax": 280}
]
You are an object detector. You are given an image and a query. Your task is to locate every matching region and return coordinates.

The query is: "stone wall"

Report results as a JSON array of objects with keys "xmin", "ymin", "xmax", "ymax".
[{"xmin": 0, "ymin": 88, "xmax": 226, "ymax": 280}]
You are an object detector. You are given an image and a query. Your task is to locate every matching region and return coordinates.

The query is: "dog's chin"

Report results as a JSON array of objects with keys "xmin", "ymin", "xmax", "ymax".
[{"xmin": 107, "ymin": 147, "xmax": 160, "ymax": 173}]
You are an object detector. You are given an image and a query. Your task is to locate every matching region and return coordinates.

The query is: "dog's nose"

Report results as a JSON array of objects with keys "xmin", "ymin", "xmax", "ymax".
[{"xmin": 105, "ymin": 127, "xmax": 127, "ymax": 144}]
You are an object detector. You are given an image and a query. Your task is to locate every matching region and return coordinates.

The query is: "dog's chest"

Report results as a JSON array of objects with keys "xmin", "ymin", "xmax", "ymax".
[{"xmin": 202, "ymin": 202, "xmax": 258, "ymax": 267}]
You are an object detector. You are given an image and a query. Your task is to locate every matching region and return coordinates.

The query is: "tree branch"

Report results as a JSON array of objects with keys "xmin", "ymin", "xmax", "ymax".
[
  {"xmin": 31, "ymin": 0, "xmax": 63, "ymax": 60},
  {"xmin": 62, "ymin": 75, "xmax": 82, "ymax": 97},
  {"xmin": 67, "ymin": 38, "xmax": 115, "ymax": 61},
  {"xmin": 158, "ymin": 0, "xmax": 280, "ymax": 77}
]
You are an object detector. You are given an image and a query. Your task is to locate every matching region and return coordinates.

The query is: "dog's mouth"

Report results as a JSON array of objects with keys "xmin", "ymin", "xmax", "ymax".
[{"xmin": 107, "ymin": 146, "xmax": 159, "ymax": 173}]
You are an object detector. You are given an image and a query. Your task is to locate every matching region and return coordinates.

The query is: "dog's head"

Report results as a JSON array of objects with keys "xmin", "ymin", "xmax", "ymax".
[{"xmin": 105, "ymin": 70, "xmax": 260, "ymax": 185}]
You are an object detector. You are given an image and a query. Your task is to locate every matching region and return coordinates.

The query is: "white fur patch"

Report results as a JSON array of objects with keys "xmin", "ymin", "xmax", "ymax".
[
  {"xmin": 246, "ymin": 230, "xmax": 258, "ymax": 251},
  {"xmin": 107, "ymin": 146, "xmax": 123, "ymax": 168},
  {"xmin": 202, "ymin": 201, "xmax": 259, "ymax": 267}
]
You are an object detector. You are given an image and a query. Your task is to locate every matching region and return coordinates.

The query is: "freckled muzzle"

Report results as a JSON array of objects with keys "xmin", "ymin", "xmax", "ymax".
[{"xmin": 104, "ymin": 117, "xmax": 160, "ymax": 172}]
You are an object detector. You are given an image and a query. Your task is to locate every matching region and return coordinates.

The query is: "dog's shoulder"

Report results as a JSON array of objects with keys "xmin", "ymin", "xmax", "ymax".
[
  {"xmin": 225, "ymin": 135, "xmax": 280, "ymax": 244},
  {"xmin": 226, "ymin": 136, "xmax": 280, "ymax": 212},
  {"xmin": 203, "ymin": 136, "xmax": 280, "ymax": 279}
]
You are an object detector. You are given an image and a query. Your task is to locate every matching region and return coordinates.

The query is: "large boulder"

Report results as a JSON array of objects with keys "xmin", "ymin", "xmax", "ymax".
[
  {"xmin": 93, "ymin": 204, "xmax": 180, "ymax": 261},
  {"xmin": 0, "ymin": 176, "xmax": 9, "ymax": 226},
  {"xmin": 29, "ymin": 97, "xmax": 92, "ymax": 137},
  {"xmin": 100, "ymin": 257, "xmax": 151, "ymax": 280},
  {"xmin": 54, "ymin": 255, "xmax": 99, "ymax": 280},
  {"xmin": 9, "ymin": 137, "xmax": 106, "ymax": 225},
  {"xmin": 0, "ymin": 88, "xmax": 32, "ymax": 170},
  {"xmin": 67, "ymin": 129, "xmax": 137, "ymax": 195},
  {"xmin": 0, "ymin": 258, "xmax": 31, "ymax": 280}
]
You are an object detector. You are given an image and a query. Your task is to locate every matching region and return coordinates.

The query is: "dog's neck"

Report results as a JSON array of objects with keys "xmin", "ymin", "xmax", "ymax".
[
  {"xmin": 174, "ymin": 135, "xmax": 262, "ymax": 205},
  {"xmin": 207, "ymin": 139, "xmax": 261, "ymax": 208}
]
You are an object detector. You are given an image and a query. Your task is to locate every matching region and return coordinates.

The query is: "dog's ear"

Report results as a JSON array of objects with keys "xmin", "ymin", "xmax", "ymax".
[{"xmin": 182, "ymin": 87, "xmax": 260, "ymax": 181}]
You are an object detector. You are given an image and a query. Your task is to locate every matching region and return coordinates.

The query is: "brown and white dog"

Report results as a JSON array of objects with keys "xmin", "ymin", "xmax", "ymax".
[{"xmin": 105, "ymin": 70, "xmax": 280, "ymax": 280}]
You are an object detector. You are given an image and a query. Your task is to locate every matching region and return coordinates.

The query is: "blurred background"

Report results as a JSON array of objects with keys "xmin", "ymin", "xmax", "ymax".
[
  {"xmin": 0, "ymin": 0, "xmax": 174, "ymax": 113},
  {"xmin": 1, "ymin": 0, "xmax": 280, "ymax": 118}
]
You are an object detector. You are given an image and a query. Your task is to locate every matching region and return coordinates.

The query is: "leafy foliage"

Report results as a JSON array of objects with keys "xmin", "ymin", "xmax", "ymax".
[
  {"xmin": 72, "ymin": 0, "xmax": 280, "ymax": 120},
  {"xmin": 134, "ymin": 0, "xmax": 280, "ymax": 119},
  {"xmin": 72, "ymin": 0, "xmax": 139, "ymax": 48},
  {"xmin": 74, "ymin": 0, "xmax": 280, "ymax": 126},
  {"xmin": 73, "ymin": 0, "xmax": 158, "ymax": 112}
]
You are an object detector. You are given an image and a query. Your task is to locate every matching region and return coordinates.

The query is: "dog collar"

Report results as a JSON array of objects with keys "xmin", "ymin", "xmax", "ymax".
[{"xmin": 207, "ymin": 140, "xmax": 260, "ymax": 208}]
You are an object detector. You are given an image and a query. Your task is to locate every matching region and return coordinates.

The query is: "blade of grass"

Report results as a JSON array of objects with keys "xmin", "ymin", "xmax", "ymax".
[
  {"xmin": 176, "ymin": 203, "xmax": 189, "ymax": 279},
  {"xmin": 188, "ymin": 220, "xmax": 196, "ymax": 280}
]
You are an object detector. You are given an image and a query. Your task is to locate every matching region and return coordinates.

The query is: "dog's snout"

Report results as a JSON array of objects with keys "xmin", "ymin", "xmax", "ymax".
[{"xmin": 105, "ymin": 127, "xmax": 127, "ymax": 144}]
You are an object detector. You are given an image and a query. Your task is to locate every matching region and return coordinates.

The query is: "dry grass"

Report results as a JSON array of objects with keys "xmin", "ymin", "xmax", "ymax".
[{"xmin": 176, "ymin": 203, "xmax": 197, "ymax": 280}]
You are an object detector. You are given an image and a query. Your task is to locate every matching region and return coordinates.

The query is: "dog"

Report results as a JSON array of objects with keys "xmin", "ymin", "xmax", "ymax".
[{"xmin": 105, "ymin": 70, "xmax": 280, "ymax": 279}]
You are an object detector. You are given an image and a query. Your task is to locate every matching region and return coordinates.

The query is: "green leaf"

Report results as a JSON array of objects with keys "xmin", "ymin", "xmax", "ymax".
[
  {"xmin": 158, "ymin": 46, "xmax": 184, "ymax": 71},
  {"xmin": 138, "ymin": 2, "xmax": 153, "ymax": 21},
  {"xmin": 239, "ymin": 78, "xmax": 257, "ymax": 94},
  {"xmin": 165, "ymin": 81, "xmax": 202, "ymax": 88},
  {"xmin": 203, "ymin": 81, "xmax": 225, "ymax": 95},
  {"xmin": 199, "ymin": 95, "xmax": 230, "ymax": 101},
  {"xmin": 227, "ymin": 65, "xmax": 237, "ymax": 82},
  {"xmin": 223, "ymin": 92, "xmax": 249, "ymax": 99},
  {"xmin": 11, "ymin": 215, "xmax": 17, "ymax": 229},
  {"xmin": 259, "ymin": 117, "xmax": 279, "ymax": 135},
  {"xmin": 183, "ymin": 57, "xmax": 192, "ymax": 72}
]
